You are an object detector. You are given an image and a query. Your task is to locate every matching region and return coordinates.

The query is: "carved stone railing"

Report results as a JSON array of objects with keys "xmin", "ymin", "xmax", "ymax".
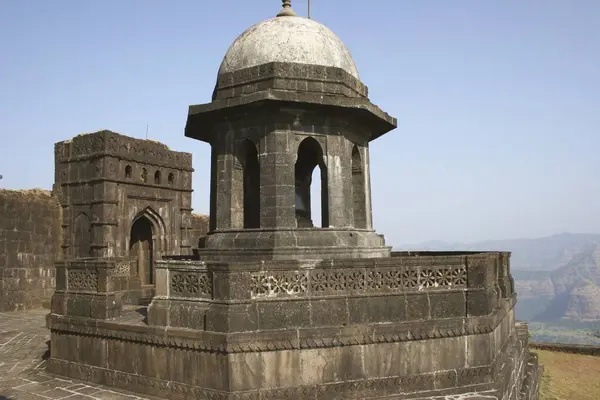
[
  {"xmin": 148, "ymin": 251, "xmax": 514, "ymax": 332},
  {"xmin": 249, "ymin": 263, "xmax": 467, "ymax": 299},
  {"xmin": 148, "ymin": 260, "xmax": 212, "ymax": 328},
  {"xmin": 51, "ymin": 258, "xmax": 139, "ymax": 319}
]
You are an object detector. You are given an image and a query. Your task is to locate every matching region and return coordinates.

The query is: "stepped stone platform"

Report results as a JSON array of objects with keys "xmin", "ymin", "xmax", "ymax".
[{"xmin": 46, "ymin": 252, "xmax": 541, "ymax": 399}]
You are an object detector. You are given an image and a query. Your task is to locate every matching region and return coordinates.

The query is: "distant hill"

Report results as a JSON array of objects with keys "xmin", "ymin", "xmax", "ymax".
[
  {"xmin": 398, "ymin": 233, "xmax": 600, "ymax": 323},
  {"xmin": 533, "ymin": 242, "xmax": 600, "ymax": 321},
  {"xmin": 398, "ymin": 233, "xmax": 600, "ymax": 271}
]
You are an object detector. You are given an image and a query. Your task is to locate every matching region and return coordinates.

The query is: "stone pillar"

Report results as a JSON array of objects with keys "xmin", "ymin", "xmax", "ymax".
[
  {"xmin": 214, "ymin": 151, "xmax": 237, "ymax": 230},
  {"xmin": 209, "ymin": 147, "xmax": 217, "ymax": 232},
  {"xmin": 259, "ymin": 130, "xmax": 296, "ymax": 228},
  {"xmin": 230, "ymin": 159, "xmax": 244, "ymax": 229},
  {"xmin": 363, "ymin": 145, "xmax": 374, "ymax": 230},
  {"xmin": 180, "ymin": 191, "xmax": 194, "ymax": 255},
  {"xmin": 91, "ymin": 181, "xmax": 119, "ymax": 258},
  {"xmin": 325, "ymin": 137, "xmax": 352, "ymax": 228}
]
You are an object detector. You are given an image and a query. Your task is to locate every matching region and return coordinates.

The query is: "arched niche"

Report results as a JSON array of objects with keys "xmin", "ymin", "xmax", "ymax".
[
  {"xmin": 295, "ymin": 137, "xmax": 329, "ymax": 228},
  {"xmin": 128, "ymin": 207, "xmax": 166, "ymax": 286}
]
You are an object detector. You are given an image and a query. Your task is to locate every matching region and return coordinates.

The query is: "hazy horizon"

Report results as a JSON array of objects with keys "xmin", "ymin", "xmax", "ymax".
[{"xmin": 1, "ymin": 1, "xmax": 599, "ymax": 245}]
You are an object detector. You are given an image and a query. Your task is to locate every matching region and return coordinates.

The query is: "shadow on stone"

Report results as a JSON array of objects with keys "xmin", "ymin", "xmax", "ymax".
[
  {"xmin": 135, "ymin": 307, "xmax": 149, "ymax": 324},
  {"xmin": 42, "ymin": 340, "xmax": 50, "ymax": 361}
]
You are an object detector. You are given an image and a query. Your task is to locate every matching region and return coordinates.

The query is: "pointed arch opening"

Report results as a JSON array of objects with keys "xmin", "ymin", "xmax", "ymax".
[
  {"xmin": 241, "ymin": 139, "xmax": 260, "ymax": 228},
  {"xmin": 351, "ymin": 145, "xmax": 367, "ymax": 229},
  {"xmin": 295, "ymin": 137, "xmax": 329, "ymax": 228},
  {"xmin": 130, "ymin": 216, "xmax": 154, "ymax": 285},
  {"xmin": 129, "ymin": 207, "xmax": 166, "ymax": 287},
  {"xmin": 154, "ymin": 170, "xmax": 161, "ymax": 185}
]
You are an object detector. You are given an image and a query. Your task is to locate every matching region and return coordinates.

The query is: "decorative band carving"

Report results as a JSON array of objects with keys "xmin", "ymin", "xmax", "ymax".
[
  {"xmin": 251, "ymin": 271, "xmax": 308, "ymax": 297},
  {"xmin": 47, "ymin": 315, "xmax": 497, "ymax": 354},
  {"xmin": 67, "ymin": 270, "xmax": 98, "ymax": 291},
  {"xmin": 251, "ymin": 265, "xmax": 467, "ymax": 299},
  {"xmin": 113, "ymin": 262, "xmax": 131, "ymax": 277},
  {"xmin": 171, "ymin": 272, "xmax": 213, "ymax": 298}
]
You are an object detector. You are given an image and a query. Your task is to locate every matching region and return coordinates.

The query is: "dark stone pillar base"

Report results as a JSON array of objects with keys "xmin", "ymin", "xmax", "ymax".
[{"xmin": 200, "ymin": 228, "xmax": 390, "ymax": 261}]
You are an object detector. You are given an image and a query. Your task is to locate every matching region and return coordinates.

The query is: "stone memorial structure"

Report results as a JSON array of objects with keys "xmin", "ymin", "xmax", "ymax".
[
  {"xmin": 46, "ymin": 2, "xmax": 541, "ymax": 399},
  {"xmin": 0, "ymin": 132, "xmax": 206, "ymax": 313},
  {"xmin": 51, "ymin": 130, "xmax": 196, "ymax": 312}
]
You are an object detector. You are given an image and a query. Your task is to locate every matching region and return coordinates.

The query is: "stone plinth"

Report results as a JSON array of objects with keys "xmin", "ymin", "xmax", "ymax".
[
  {"xmin": 198, "ymin": 227, "xmax": 390, "ymax": 261},
  {"xmin": 46, "ymin": 251, "xmax": 540, "ymax": 399}
]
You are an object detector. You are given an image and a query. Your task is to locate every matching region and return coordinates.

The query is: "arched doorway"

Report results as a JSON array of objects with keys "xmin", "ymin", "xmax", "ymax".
[{"xmin": 130, "ymin": 216, "xmax": 154, "ymax": 285}]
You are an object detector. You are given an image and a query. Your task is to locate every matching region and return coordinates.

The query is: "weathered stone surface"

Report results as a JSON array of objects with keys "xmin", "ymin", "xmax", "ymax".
[{"xmin": 0, "ymin": 189, "xmax": 60, "ymax": 312}]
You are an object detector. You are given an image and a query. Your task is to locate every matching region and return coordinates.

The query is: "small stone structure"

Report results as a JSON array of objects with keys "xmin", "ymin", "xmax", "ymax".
[
  {"xmin": 45, "ymin": 2, "xmax": 541, "ymax": 399},
  {"xmin": 0, "ymin": 132, "xmax": 207, "ymax": 313},
  {"xmin": 52, "ymin": 130, "xmax": 195, "ymax": 310}
]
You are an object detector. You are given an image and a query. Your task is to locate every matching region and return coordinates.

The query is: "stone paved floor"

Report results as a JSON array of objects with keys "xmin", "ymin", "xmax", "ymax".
[{"xmin": 0, "ymin": 309, "xmax": 153, "ymax": 400}]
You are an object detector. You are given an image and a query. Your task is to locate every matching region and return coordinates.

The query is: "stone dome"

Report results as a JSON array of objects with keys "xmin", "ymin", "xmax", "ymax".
[{"xmin": 218, "ymin": 14, "xmax": 359, "ymax": 79}]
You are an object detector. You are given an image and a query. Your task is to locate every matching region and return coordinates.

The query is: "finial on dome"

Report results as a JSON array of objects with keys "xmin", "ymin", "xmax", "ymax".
[{"xmin": 277, "ymin": 0, "xmax": 296, "ymax": 17}]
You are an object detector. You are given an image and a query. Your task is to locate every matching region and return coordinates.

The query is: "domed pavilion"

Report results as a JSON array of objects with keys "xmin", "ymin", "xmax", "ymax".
[{"xmin": 46, "ymin": 2, "xmax": 541, "ymax": 399}]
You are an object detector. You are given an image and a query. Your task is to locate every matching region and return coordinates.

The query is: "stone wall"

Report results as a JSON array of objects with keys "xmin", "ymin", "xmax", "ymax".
[{"xmin": 0, "ymin": 189, "xmax": 60, "ymax": 311}]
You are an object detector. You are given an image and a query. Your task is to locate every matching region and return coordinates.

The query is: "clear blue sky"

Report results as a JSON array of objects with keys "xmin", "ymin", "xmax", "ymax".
[{"xmin": 1, "ymin": 0, "xmax": 599, "ymax": 244}]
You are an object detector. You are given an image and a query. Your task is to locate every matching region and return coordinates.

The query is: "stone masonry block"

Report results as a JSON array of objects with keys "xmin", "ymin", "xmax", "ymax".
[
  {"xmin": 429, "ymin": 291, "xmax": 466, "ymax": 319},
  {"xmin": 257, "ymin": 300, "xmax": 311, "ymax": 330},
  {"xmin": 406, "ymin": 293, "xmax": 430, "ymax": 321}
]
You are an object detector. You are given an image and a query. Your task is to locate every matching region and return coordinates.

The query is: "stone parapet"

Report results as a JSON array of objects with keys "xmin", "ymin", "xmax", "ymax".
[
  {"xmin": 55, "ymin": 130, "xmax": 193, "ymax": 172},
  {"xmin": 145, "ymin": 251, "xmax": 513, "ymax": 331}
]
